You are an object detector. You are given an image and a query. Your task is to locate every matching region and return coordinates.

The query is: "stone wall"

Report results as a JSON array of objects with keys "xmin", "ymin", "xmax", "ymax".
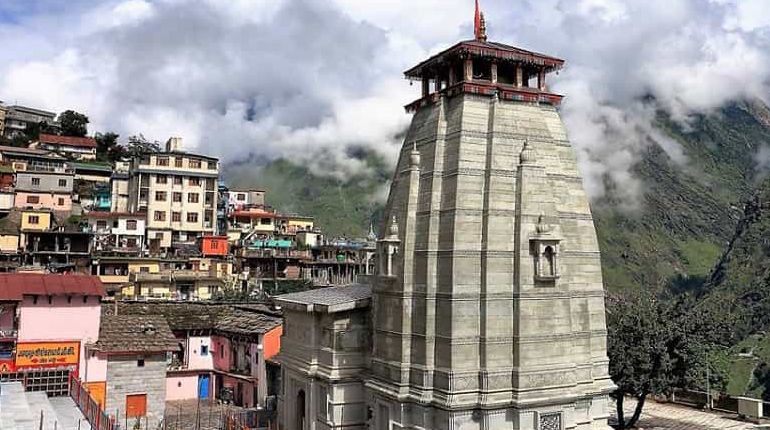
[{"xmin": 105, "ymin": 353, "xmax": 167, "ymax": 428}]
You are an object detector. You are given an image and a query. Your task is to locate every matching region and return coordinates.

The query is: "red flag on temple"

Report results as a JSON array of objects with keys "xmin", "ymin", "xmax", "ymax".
[{"xmin": 474, "ymin": 0, "xmax": 481, "ymax": 40}]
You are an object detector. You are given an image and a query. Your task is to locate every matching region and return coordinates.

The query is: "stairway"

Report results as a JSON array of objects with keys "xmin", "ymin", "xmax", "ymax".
[{"xmin": 0, "ymin": 382, "xmax": 91, "ymax": 430}]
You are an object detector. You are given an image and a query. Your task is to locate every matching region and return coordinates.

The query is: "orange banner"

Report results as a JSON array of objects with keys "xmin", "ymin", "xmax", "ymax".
[{"xmin": 15, "ymin": 342, "xmax": 79, "ymax": 368}]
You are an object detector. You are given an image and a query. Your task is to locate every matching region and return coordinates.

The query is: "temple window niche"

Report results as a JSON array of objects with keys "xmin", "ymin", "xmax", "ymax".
[{"xmin": 530, "ymin": 214, "xmax": 561, "ymax": 283}]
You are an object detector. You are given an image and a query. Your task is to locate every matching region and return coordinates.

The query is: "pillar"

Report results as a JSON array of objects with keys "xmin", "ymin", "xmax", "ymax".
[
  {"xmin": 464, "ymin": 58, "xmax": 473, "ymax": 81},
  {"xmin": 491, "ymin": 62, "xmax": 498, "ymax": 84},
  {"xmin": 448, "ymin": 66, "xmax": 456, "ymax": 86},
  {"xmin": 538, "ymin": 67, "xmax": 546, "ymax": 91},
  {"xmin": 516, "ymin": 64, "xmax": 523, "ymax": 87},
  {"xmin": 422, "ymin": 77, "xmax": 430, "ymax": 98}
]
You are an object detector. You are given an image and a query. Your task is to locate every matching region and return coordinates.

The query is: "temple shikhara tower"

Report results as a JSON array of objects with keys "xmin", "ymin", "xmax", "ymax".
[{"xmin": 277, "ymin": 4, "xmax": 614, "ymax": 430}]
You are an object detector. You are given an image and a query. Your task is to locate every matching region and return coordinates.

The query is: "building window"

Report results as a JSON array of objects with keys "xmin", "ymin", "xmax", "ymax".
[
  {"xmin": 188, "ymin": 193, "xmax": 199, "ymax": 203},
  {"xmin": 187, "ymin": 212, "xmax": 198, "ymax": 223},
  {"xmin": 156, "ymin": 175, "xmax": 167, "ymax": 184},
  {"xmin": 236, "ymin": 193, "xmax": 246, "ymax": 201},
  {"xmin": 220, "ymin": 343, "xmax": 224, "ymax": 358},
  {"xmin": 58, "ymin": 179, "xmax": 67, "ymax": 187},
  {"xmin": 57, "ymin": 198, "xmax": 64, "ymax": 206},
  {"xmin": 260, "ymin": 218, "xmax": 271, "ymax": 225},
  {"xmin": 96, "ymin": 220, "xmax": 107, "ymax": 230},
  {"xmin": 126, "ymin": 238, "xmax": 137, "ymax": 247},
  {"xmin": 173, "ymin": 176, "xmax": 182, "ymax": 185},
  {"xmin": 189, "ymin": 178, "xmax": 201, "ymax": 186},
  {"xmin": 155, "ymin": 191, "xmax": 166, "ymax": 201},
  {"xmin": 189, "ymin": 159, "xmax": 201, "ymax": 169},
  {"xmin": 139, "ymin": 267, "xmax": 149, "ymax": 273},
  {"xmin": 175, "ymin": 157, "xmax": 183, "ymax": 167},
  {"xmin": 173, "ymin": 192, "xmax": 182, "ymax": 202},
  {"xmin": 26, "ymin": 195, "xmax": 40, "ymax": 204},
  {"xmin": 207, "ymin": 161, "xmax": 216, "ymax": 170},
  {"xmin": 137, "ymin": 358, "xmax": 145, "ymax": 367},
  {"xmin": 172, "ymin": 212, "xmax": 181, "ymax": 222},
  {"xmin": 31, "ymin": 177, "xmax": 40, "ymax": 186},
  {"xmin": 127, "ymin": 220, "xmax": 137, "ymax": 230},
  {"xmin": 28, "ymin": 216, "xmax": 39, "ymax": 225},
  {"xmin": 157, "ymin": 157, "xmax": 169, "ymax": 166},
  {"xmin": 154, "ymin": 211, "xmax": 166, "ymax": 221},
  {"xmin": 201, "ymin": 345, "xmax": 208, "ymax": 355}
]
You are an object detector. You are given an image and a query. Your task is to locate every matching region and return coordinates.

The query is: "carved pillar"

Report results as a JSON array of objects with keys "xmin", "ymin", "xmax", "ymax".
[
  {"xmin": 516, "ymin": 64, "xmax": 523, "ymax": 87},
  {"xmin": 422, "ymin": 77, "xmax": 430, "ymax": 97},
  {"xmin": 448, "ymin": 66, "xmax": 456, "ymax": 86},
  {"xmin": 464, "ymin": 58, "xmax": 473, "ymax": 81},
  {"xmin": 538, "ymin": 67, "xmax": 546, "ymax": 91},
  {"xmin": 491, "ymin": 62, "xmax": 498, "ymax": 84}
]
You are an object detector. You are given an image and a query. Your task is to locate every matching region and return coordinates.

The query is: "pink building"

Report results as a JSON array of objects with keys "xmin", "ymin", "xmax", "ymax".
[
  {"xmin": 0, "ymin": 274, "xmax": 105, "ymax": 394},
  {"xmin": 14, "ymin": 192, "xmax": 73, "ymax": 211}
]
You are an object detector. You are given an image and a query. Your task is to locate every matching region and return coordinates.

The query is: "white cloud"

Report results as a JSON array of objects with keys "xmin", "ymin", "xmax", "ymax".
[{"xmin": 1, "ymin": 0, "xmax": 769, "ymax": 206}]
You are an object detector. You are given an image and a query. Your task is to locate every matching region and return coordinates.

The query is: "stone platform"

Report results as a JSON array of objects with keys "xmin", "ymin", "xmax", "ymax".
[
  {"xmin": 615, "ymin": 398, "xmax": 759, "ymax": 430},
  {"xmin": 0, "ymin": 382, "xmax": 90, "ymax": 430}
]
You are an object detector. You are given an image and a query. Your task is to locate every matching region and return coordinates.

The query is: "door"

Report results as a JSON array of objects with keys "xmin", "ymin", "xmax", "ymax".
[
  {"xmin": 126, "ymin": 394, "xmax": 147, "ymax": 418},
  {"xmin": 198, "ymin": 374, "xmax": 210, "ymax": 399}
]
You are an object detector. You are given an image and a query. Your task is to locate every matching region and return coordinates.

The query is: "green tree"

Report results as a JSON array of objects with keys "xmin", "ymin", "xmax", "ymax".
[
  {"xmin": 607, "ymin": 292, "xmax": 718, "ymax": 429},
  {"xmin": 58, "ymin": 110, "xmax": 89, "ymax": 137},
  {"xmin": 94, "ymin": 132, "xmax": 126, "ymax": 162}
]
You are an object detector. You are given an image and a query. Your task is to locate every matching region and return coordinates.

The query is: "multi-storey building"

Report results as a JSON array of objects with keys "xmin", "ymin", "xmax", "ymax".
[
  {"xmin": 127, "ymin": 138, "xmax": 218, "ymax": 252},
  {"xmin": 225, "ymin": 188, "xmax": 265, "ymax": 210},
  {"xmin": 84, "ymin": 212, "xmax": 146, "ymax": 253},
  {"xmin": 32, "ymin": 134, "xmax": 97, "ymax": 161},
  {"xmin": 110, "ymin": 161, "xmax": 130, "ymax": 212},
  {"xmin": 0, "ymin": 102, "xmax": 7, "ymax": 136},
  {"xmin": 0, "ymin": 145, "xmax": 69, "ymax": 173},
  {"xmin": 14, "ymin": 170, "xmax": 74, "ymax": 211},
  {"xmin": 2, "ymin": 105, "xmax": 58, "ymax": 138}
]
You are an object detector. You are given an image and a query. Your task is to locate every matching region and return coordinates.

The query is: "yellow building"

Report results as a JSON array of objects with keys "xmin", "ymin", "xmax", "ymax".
[
  {"xmin": 0, "ymin": 233, "xmax": 19, "ymax": 253},
  {"xmin": 20, "ymin": 210, "xmax": 51, "ymax": 231}
]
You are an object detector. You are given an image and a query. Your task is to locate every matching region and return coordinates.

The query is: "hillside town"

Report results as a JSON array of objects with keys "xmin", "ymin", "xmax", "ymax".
[{"xmin": 0, "ymin": 101, "xmax": 377, "ymax": 428}]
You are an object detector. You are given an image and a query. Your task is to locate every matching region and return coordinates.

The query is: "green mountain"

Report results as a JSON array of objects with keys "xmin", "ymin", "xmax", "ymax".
[
  {"xmin": 595, "ymin": 100, "xmax": 770, "ymax": 293},
  {"xmin": 222, "ymin": 151, "xmax": 391, "ymax": 238}
]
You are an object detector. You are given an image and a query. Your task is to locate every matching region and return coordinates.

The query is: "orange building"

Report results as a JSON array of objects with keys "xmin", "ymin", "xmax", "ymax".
[{"xmin": 200, "ymin": 235, "xmax": 229, "ymax": 256}]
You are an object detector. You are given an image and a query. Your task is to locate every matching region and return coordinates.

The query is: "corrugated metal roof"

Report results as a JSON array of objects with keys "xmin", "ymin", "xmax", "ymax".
[
  {"xmin": 0, "ymin": 274, "xmax": 107, "ymax": 301},
  {"xmin": 39, "ymin": 134, "xmax": 97, "ymax": 148}
]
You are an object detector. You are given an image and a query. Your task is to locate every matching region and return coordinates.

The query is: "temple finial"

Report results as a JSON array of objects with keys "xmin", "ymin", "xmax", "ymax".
[
  {"xmin": 479, "ymin": 12, "xmax": 487, "ymax": 41},
  {"xmin": 474, "ymin": 0, "xmax": 481, "ymax": 40}
]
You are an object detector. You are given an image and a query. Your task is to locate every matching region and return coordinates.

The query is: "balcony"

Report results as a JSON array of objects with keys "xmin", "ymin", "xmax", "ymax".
[{"xmin": 240, "ymin": 248, "xmax": 309, "ymax": 259}]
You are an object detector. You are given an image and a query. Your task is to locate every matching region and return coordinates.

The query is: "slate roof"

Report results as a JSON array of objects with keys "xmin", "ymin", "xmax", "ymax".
[
  {"xmin": 105, "ymin": 301, "xmax": 283, "ymax": 336},
  {"xmin": 275, "ymin": 284, "xmax": 372, "ymax": 313},
  {"xmin": 97, "ymin": 315, "xmax": 179, "ymax": 353},
  {"xmin": 0, "ymin": 274, "xmax": 106, "ymax": 301}
]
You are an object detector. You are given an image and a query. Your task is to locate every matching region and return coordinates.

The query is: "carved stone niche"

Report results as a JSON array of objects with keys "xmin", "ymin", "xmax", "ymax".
[{"xmin": 530, "ymin": 214, "xmax": 561, "ymax": 282}]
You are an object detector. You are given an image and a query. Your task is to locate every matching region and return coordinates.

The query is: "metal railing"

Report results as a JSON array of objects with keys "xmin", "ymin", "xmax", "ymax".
[{"xmin": 70, "ymin": 376, "xmax": 116, "ymax": 430}]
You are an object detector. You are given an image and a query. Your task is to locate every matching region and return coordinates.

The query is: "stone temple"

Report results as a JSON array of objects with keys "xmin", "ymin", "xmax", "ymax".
[{"xmin": 276, "ymin": 5, "xmax": 614, "ymax": 430}]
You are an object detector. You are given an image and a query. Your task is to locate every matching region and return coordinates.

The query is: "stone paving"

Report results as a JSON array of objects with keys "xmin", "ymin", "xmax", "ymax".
[
  {"xmin": 161, "ymin": 399, "xmax": 246, "ymax": 430},
  {"xmin": 613, "ymin": 398, "xmax": 760, "ymax": 430}
]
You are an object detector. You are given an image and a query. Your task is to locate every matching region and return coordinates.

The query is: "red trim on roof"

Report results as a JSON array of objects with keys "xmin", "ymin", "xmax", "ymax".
[
  {"xmin": 0, "ymin": 274, "xmax": 106, "ymax": 301},
  {"xmin": 83, "ymin": 212, "xmax": 146, "ymax": 219},
  {"xmin": 39, "ymin": 134, "xmax": 97, "ymax": 148}
]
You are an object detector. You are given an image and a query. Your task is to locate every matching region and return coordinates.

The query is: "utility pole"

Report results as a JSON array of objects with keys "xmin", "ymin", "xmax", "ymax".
[{"xmin": 706, "ymin": 366, "xmax": 712, "ymax": 410}]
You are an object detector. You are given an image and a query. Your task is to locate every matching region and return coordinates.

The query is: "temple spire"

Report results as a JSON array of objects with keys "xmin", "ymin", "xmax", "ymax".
[{"xmin": 474, "ymin": 0, "xmax": 481, "ymax": 40}]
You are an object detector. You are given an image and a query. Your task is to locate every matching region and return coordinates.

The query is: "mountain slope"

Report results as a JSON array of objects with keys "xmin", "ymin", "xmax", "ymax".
[{"xmin": 595, "ymin": 101, "xmax": 770, "ymax": 293}]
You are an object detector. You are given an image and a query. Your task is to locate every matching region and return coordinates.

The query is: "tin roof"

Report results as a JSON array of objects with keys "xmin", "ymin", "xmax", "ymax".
[
  {"xmin": 39, "ymin": 134, "xmax": 97, "ymax": 149},
  {"xmin": 275, "ymin": 284, "xmax": 372, "ymax": 313},
  {"xmin": 0, "ymin": 274, "xmax": 106, "ymax": 301}
]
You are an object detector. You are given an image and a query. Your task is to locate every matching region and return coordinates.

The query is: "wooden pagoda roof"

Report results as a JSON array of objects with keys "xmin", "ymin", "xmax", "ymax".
[{"xmin": 404, "ymin": 39, "xmax": 564, "ymax": 79}]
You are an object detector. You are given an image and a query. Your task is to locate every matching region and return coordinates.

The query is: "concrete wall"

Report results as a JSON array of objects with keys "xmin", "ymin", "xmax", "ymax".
[
  {"xmin": 105, "ymin": 353, "xmax": 167, "ymax": 428},
  {"xmin": 15, "ymin": 192, "xmax": 72, "ymax": 211},
  {"xmin": 84, "ymin": 353, "xmax": 107, "ymax": 383},
  {"xmin": 212, "ymin": 336, "xmax": 231, "ymax": 372},
  {"xmin": 187, "ymin": 336, "xmax": 214, "ymax": 370},
  {"xmin": 18, "ymin": 294, "xmax": 101, "ymax": 372},
  {"xmin": 166, "ymin": 374, "xmax": 199, "ymax": 401},
  {"xmin": 16, "ymin": 172, "xmax": 73, "ymax": 194}
]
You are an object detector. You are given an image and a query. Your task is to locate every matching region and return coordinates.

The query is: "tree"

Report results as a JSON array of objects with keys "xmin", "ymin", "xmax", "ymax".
[
  {"xmin": 607, "ymin": 292, "xmax": 718, "ymax": 429},
  {"xmin": 94, "ymin": 132, "xmax": 126, "ymax": 162},
  {"xmin": 58, "ymin": 110, "xmax": 89, "ymax": 137},
  {"xmin": 126, "ymin": 134, "xmax": 161, "ymax": 157}
]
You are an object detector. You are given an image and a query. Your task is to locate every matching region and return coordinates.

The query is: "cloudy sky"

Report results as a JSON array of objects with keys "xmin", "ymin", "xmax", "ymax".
[{"xmin": 1, "ymin": 0, "xmax": 769, "ymax": 203}]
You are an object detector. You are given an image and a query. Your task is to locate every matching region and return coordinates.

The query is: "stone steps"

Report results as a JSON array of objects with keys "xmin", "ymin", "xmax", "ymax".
[{"xmin": 0, "ymin": 382, "xmax": 90, "ymax": 430}]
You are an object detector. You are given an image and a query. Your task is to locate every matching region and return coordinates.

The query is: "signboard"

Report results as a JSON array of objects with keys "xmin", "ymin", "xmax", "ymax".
[{"xmin": 15, "ymin": 342, "xmax": 80, "ymax": 369}]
